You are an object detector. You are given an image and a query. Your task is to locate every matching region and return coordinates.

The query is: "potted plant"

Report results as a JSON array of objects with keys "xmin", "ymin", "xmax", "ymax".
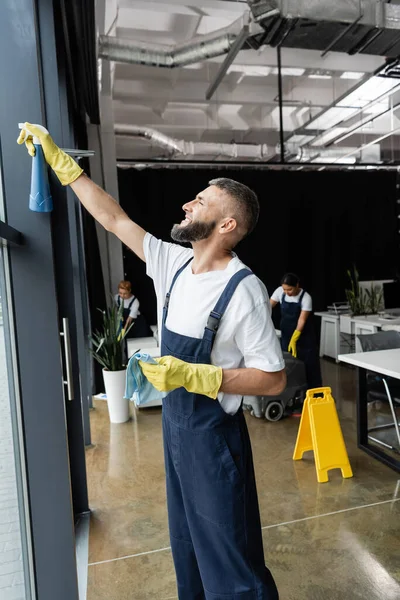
[
  {"xmin": 345, "ymin": 266, "xmax": 384, "ymax": 316},
  {"xmin": 364, "ymin": 283, "xmax": 383, "ymax": 315},
  {"xmin": 90, "ymin": 301, "xmax": 133, "ymax": 423},
  {"xmin": 345, "ymin": 266, "xmax": 368, "ymax": 316}
]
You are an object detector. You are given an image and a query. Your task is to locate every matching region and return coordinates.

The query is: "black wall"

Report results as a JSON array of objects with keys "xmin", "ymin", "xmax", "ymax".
[{"xmin": 118, "ymin": 168, "xmax": 399, "ymax": 326}]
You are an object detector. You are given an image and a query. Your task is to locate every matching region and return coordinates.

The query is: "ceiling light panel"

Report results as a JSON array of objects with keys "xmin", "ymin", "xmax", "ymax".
[
  {"xmin": 341, "ymin": 71, "xmax": 365, "ymax": 80},
  {"xmin": 337, "ymin": 76, "xmax": 399, "ymax": 108},
  {"xmin": 286, "ymin": 134, "xmax": 315, "ymax": 145},
  {"xmin": 311, "ymin": 127, "xmax": 348, "ymax": 146},
  {"xmin": 227, "ymin": 64, "xmax": 271, "ymax": 77},
  {"xmin": 305, "ymin": 107, "xmax": 356, "ymax": 130},
  {"xmin": 363, "ymin": 99, "xmax": 390, "ymax": 114},
  {"xmin": 271, "ymin": 67, "xmax": 305, "ymax": 77},
  {"xmin": 309, "ymin": 74, "xmax": 332, "ymax": 79}
]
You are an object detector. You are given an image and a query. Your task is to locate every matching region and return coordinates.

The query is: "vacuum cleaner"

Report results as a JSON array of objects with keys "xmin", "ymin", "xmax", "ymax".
[{"xmin": 243, "ymin": 352, "xmax": 308, "ymax": 421}]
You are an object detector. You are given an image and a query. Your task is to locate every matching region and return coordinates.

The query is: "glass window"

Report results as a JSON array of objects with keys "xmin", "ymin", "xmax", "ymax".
[{"xmin": 0, "ymin": 192, "xmax": 34, "ymax": 598}]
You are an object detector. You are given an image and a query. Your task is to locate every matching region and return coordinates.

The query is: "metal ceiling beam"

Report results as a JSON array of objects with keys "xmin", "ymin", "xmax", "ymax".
[
  {"xmin": 296, "ymin": 76, "xmax": 400, "ymax": 148},
  {"xmin": 205, "ymin": 24, "xmax": 250, "ymax": 100},
  {"xmin": 332, "ymin": 101, "xmax": 400, "ymax": 146},
  {"xmin": 330, "ymin": 122, "xmax": 400, "ymax": 164}
]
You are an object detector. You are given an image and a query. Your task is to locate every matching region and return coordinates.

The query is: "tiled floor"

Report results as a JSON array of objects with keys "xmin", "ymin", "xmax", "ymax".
[{"xmin": 86, "ymin": 360, "xmax": 400, "ymax": 599}]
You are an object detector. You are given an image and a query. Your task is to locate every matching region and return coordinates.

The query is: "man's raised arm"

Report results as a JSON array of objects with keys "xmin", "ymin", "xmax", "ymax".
[
  {"xmin": 71, "ymin": 175, "xmax": 146, "ymax": 261},
  {"xmin": 18, "ymin": 123, "xmax": 147, "ymax": 261}
]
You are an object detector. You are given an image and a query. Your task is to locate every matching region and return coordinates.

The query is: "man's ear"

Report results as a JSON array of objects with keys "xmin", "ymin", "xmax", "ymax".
[{"xmin": 219, "ymin": 217, "xmax": 237, "ymax": 234}]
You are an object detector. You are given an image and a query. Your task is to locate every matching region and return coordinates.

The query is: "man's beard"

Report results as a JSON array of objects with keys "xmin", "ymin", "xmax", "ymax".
[{"xmin": 171, "ymin": 220, "xmax": 217, "ymax": 243}]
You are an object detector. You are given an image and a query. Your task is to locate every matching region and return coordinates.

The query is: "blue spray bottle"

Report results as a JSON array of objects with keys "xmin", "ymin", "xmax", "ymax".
[{"xmin": 19, "ymin": 123, "xmax": 53, "ymax": 213}]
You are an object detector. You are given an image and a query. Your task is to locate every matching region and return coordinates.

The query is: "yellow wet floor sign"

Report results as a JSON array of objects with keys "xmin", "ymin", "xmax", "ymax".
[{"xmin": 293, "ymin": 387, "xmax": 353, "ymax": 483}]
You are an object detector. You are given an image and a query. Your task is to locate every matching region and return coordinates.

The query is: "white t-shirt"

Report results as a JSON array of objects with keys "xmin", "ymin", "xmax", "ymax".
[
  {"xmin": 114, "ymin": 294, "xmax": 140, "ymax": 319},
  {"xmin": 144, "ymin": 233, "xmax": 284, "ymax": 415},
  {"xmin": 271, "ymin": 286, "xmax": 312, "ymax": 311}
]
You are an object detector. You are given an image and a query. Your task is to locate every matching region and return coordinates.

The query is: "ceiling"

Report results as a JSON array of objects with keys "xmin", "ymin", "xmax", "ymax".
[{"xmin": 100, "ymin": 0, "xmax": 400, "ymax": 165}]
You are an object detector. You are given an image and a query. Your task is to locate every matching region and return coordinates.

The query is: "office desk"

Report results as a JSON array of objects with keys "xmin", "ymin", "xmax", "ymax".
[
  {"xmin": 315, "ymin": 312, "xmax": 353, "ymax": 361},
  {"xmin": 351, "ymin": 316, "xmax": 400, "ymax": 351},
  {"xmin": 339, "ymin": 349, "xmax": 400, "ymax": 473},
  {"xmin": 316, "ymin": 312, "xmax": 400, "ymax": 359}
]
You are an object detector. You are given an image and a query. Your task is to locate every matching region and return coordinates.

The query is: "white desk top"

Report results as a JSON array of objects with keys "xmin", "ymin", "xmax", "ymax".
[
  {"xmin": 339, "ymin": 348, "xmax": 400, "ymax": 379},
  {"xmin": 351, "ymin": 315, "xmax": 400, "ymax": 327},
  {"xmin": 315, "ymin": 312, "xmax": 400, "ymax": 328}
]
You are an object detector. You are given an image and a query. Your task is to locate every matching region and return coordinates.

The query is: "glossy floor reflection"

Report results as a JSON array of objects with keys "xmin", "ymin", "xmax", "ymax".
[{"xmin": 86, "ymin": 360, "xmax": 400, "ymax": 599}]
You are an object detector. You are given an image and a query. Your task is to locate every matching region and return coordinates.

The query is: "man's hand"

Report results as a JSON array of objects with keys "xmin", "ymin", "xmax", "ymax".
[
  {"xmin": 140, "ymin": 356, "xmax": 223, "ymax": 400},
  {"xmin": 17, "ymin": 123, "xmax": 83, "ymax": 186},
  {"xmin": 17, "ymin": 124, "xmax": 148, "ymax": 261}
]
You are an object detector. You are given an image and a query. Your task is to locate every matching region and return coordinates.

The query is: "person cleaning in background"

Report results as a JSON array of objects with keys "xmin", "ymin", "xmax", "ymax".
[
  {"xmin": 18, "ymin": 123, "xmax": 286, "ymax": 600},
  {"xmin": 115, "ymin": 279, "xmax": 139, "ymax": 332},
  {"xmin": 270, "ymin": 273, "xmax": 322, "ymax": 390},
  {"xmin": 115, "ymin": 279, "xmax": 152, "ymax": 338}
]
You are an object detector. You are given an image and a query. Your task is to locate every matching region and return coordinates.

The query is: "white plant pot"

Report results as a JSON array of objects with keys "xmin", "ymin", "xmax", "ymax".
[{"xmin": 102, "ymin": 368, "xmax": 130, "ymax": 423}]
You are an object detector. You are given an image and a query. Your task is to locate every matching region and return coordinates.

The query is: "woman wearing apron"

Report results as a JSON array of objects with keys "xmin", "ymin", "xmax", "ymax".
[
  {"xmin": 271, "ymin": 273, "xmax": 322, "ymax": 389},
  {"xmin": 115, "ymin": 280, "xmax": 152, "ymax": 338}
]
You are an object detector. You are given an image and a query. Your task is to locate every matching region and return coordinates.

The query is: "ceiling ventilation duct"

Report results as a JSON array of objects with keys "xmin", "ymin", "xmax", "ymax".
[
  {"xmin": 114, "ymin": 125, "xmax": 270, "ymax": 159},
  {"xmin": 283, "ymin": 142, "xmax": 381, "ymax": 163},
  {"xmin": 98, "ymin": 10, "xmax": 273, "ymax": 68},
  {"xmin": 99, "ymin": 2, "xmax": 400, "ymax": 70},
  {"xmin": 249, "ymin": 0, "xmax": 400, "ymax": 57},
  {"xmin": 115, "ymin": 124, "xmax": 377, "ymax": 163}
]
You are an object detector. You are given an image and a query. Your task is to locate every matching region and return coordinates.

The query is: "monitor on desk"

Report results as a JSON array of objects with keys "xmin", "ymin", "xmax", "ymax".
[{"xmin": 383, "ymin": 281, "xmax": 400, "ymax": 315}]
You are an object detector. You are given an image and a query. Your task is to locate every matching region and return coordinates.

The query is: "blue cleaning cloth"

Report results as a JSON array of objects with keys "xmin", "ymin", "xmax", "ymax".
[{"xmin": 124, "ymin": 352, "xmax": 168, "ymax": 406}]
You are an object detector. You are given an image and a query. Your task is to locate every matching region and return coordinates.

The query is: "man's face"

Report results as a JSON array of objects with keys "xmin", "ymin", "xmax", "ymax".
[{"xmin": 171, "ymin": 186, "xmax": 224, "ymax": 243}]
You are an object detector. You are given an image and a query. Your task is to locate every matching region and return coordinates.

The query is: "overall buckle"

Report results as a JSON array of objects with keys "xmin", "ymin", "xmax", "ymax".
[{"xmin": 206, "ymin": 311, "xmax": 221, "ymax": 333}]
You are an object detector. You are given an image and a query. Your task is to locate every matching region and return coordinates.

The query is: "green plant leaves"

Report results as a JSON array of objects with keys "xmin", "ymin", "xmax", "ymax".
[
  {"xmin": 89, "ymin": 299, "xmax": 133, "ymax": 371},
  {"xmin": 345, "ymin": 266, "xmax": 383, "ymax": 316}
]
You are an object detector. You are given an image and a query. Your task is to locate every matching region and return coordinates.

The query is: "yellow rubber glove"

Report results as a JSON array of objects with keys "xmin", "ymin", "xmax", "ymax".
[
  {"xmin": 17, "ymin": 122, "xmax": 83, "ymax": 186},
  {"xmin": 117, "ymin": 328, "xmax": 125, "ymax": 342},
  {"xmin": 288, "ymin": 330, "xmax": 302, "ymax": 358},
  {"xmin": 140, "ymin": 356, "xmax": 223, "ymax": 400}
]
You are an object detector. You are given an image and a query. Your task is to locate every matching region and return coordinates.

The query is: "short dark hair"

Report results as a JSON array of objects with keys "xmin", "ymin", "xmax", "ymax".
[
  {"xmin": 209, "ymin": 177, "xmax": 259, "ymax": 237},
  {"xmin": 281, "ymin": 273, "xmax": 300, "ymax": 287}
]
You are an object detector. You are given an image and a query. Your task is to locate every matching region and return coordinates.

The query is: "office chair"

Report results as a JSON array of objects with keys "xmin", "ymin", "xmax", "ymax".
[{"xmin": 357, "ymin": 330, "xmax": 400, "ymax": 453}]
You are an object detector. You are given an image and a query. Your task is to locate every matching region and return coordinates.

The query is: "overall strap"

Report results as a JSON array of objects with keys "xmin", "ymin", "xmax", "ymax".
[
  {"xmin": 128, "ymin": 296, "xmax": 136, "ymax": 309},
  {"xmin": 203, "ymin": 269, "xmax": 253, "ymax": 344},
  {"xmin": 163, "ymin": 258, "xmax": 194, "ymax": 318},
  {"xmin": 299, "ymin": 289, "xmax": 306, "ymax": 304}
]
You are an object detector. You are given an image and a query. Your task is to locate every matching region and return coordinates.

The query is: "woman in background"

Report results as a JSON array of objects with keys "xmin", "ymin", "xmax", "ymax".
[
  {"xmin": 115, "ymin": 280, "xmax": 152, "ymax": 338},
  {"xmin": 270, "ymin": 273, "xmax": 322, "ymax": 389}
]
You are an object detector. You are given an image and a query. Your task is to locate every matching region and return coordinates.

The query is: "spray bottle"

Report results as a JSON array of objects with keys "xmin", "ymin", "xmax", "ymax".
[{"xmin": 18, "ymin": 123, "xmax": 53, "ymax": 213}]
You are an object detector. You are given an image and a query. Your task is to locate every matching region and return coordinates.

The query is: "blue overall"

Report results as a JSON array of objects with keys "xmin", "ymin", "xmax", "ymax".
[
  {"xmin": 117, "ymin": 294, "xmax": 136, "ymax": 327},
  {"xmin": 161, "ymin": 259, "xmax": 279, "ymax": 600},
  {"xmin": 280, "ymin": 291, "xmax": 322, "ymax": 389},
  {"xmin": 117, "ymin": 295, "xmax": 152, "ymax": 338}
]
